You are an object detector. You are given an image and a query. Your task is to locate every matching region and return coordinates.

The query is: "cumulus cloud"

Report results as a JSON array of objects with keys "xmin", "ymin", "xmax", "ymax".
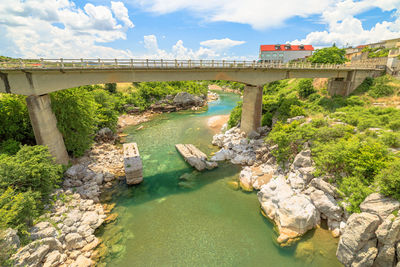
[
  {"xmin": 200, "ymin": 38, "xmax": 245, "ymax": 51},
  {"xmin": 0, "ymin": 0, "xmax": 134, "ymax": 58},
  {"xmin": 290, "ymin": 0, "xmax": 400, "ymax": 47},
  {"xmin": 133, "ymin": 0, "xmax": 334, "ymax": 30},
  {"xmin": 140, "ymin": 35, "xmax": 249, "ymax": 59}
]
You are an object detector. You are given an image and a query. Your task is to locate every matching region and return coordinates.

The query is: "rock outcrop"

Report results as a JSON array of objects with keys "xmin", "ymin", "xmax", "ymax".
[
  {"xmin": 173, "ymin": 92, "xmax": 205, "ymax": 108},
  {"xmin": 258, "ymin": 176, "xmax": 320, "ymax": 245},
  {"xmin": 336, "ymin": 212, "xmax": 381, "ymax": 266}
]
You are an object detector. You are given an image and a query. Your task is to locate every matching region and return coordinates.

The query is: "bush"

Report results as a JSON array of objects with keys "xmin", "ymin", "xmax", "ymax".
[
  {"xmin": 338, "ymin": 176, "xmax": 374, "ymax": 213},
  {"xmin": 0, "ymin": 139, "xmax": 21, "ymax": 155},
  {"xmin": 298, "ymin": 79, "xmax": 316, "ymax": 99},
  {"xmin": 51, "ymin": 87, "xmax": 98, "ymax": 157},
  {"xmin": 228, "ymin": 102, "xmax": 242, "ymax": 128},
  {"xmin": 0, "ymin": 94, "xmax": 34, "ymax": 144},
  {"xmin": 313, "ymin": 136, "xmax": 390, "ymax": 182},
  {"xmin": 104, "ymin": 83, "xmax": 117, "ymax": 93},
  {"xmin": 91, "ymin": 89, "xmax": 119, "ymax": 131},
  {"xmin": 378, "ymin": 159, "xmax": 400, "ymax": 201},
  {"xmin": 351, "ymin": 77, "xmax": 373, "ymax": 95},
  {"xmin": 0, "ymin": 146, "xmax": 63, "ymax": 199},
  {"xmin": 0, "ymin": 188, "xmax": 39, "ymax": 234},
  {"xmin": 369, "ymin": 75, "xmax": 395, "ymax": 98}
]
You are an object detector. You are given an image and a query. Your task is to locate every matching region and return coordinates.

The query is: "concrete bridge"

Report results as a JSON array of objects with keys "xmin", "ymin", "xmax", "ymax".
[{"xmin": 0, "ymin": 59, "xmax": 383, "ymax": 164}]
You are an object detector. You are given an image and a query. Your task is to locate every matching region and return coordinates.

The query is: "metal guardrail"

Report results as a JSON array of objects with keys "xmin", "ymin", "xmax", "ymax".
[{"xmin": 0, "ymin": 58, "xmax": 381, "ymax": 70}]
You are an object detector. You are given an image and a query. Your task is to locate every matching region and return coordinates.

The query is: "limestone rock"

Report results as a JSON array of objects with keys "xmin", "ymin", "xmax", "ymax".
[
  {"xmin": 176, "ymin": 144, "xmax": 207, "ymax": 171},
  {"xmin": 210, "ymin": 148, "xmax": 233, "ymax": 161},
  {"xmin": 360, "ymin": 193, "xmax": 400, "ymax": 220},
  {"xmin": 375, "ymin": 214, "xmax": 400, "ymax": 246},
  {"xmin": 11, "ymin": 238, "xmax": 62, "ymax": 267},
  {"xmin": 73, "ymin": 255, "xmax": 92, "ymax": 267},
  {"xmin": 205, "ymin": 161, "xmax": 218, "ymax": 170},
  {"xmin": 287, "ymin": 116, "xmax": 305, "ymax": 124},
  {"xmin": 336, "ymin": 212, "xmax": 380, "ymax": 266},
  {"xmin": 293, "ymin": 149, "xmax": 312, "ymax": 168},
  {"xmin": 1, "ymin": 228, "xmax": 20, "ymax": 251},
  {"xmin": 374, "ymin": 244, "xmax": 396, "ymax": 267},
  {"xmin": 310, "ymin": 178, "xmax": 338, "ymax": 198},
  {"xmin": 65, "ymin": 233, "xmax": 85, "ymax": 250},
  {"xmin": 43, "ymin": 250, "xmax": 62, "ymax": 267},
  {"xmin": 310, "ymin": 189, "xmax": 342, "ymax": 220},
  {"xmin": 351, "ymin": 239, "xmax": 378, "ymax": 267},
  {"xmin": 30, "ymin": 221, "xmax": 58, "ymax": 240},
  {"xmin": 239, "ymin": 167, "xmax": 253, "ymax": 191},
  {"xmin": 96, "ymin": 127, "xmax": 115, "ymax": 143},
  {"xmin": 258, "ymin": 176, "xmax": 319, "ymax": 245}
]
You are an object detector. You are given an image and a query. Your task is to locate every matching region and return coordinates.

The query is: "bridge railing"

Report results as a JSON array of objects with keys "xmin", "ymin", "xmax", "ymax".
[{"xmin": 0, "ymin": 58, "xmax": 380, "ymax": 70}]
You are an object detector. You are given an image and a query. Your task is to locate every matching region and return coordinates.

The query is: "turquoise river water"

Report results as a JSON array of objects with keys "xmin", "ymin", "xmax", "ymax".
[{"xmin": 98, "ymin": 92, "xmax": 342, "ymax": 267}]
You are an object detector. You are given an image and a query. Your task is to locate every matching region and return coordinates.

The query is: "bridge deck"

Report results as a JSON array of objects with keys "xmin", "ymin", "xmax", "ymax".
[{"xmin": 0, "ymin": 58, "xmax": 381, "ymax": 71}]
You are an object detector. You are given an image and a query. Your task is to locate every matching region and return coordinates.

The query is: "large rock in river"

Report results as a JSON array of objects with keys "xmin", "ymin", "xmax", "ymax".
[
  {"xmin": 173, "ymin": 92, "xmax": 205, "ymax": 108},
  {"xmin": 257, "ymin": 176, "xmax": 319, "ymax": 245}
]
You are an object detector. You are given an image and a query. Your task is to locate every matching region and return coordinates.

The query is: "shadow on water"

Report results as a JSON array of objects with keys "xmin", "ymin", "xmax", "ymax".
[{"xmin": 107, "ymin": 162, "xmax": 241, "ymax": 207}]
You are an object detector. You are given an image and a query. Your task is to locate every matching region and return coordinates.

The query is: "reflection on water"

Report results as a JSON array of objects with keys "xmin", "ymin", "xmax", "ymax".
[{"xmin": 98, "ymin": 92, "xmax": 342, "ymax": 267}]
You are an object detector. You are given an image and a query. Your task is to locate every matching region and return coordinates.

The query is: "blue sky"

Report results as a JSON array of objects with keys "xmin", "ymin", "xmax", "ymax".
[{"xmin": 0, "ymin": 0, "xmax": 399, "ymax": 59}]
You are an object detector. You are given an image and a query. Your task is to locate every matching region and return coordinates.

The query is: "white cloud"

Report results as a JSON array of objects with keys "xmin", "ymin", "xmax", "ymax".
[
  {"xmin": 291, "ymin": 0, "xmax": 400, "ymax": 47},
  {"xmin": 0, "ymin": 0, "xmax": 134, "ymax": 58},
  {"xmin": 200, "ymin": 38, "xmax": 245, "ymax": 51},
  {"xmin": 133, "ymin": 0, "xmax": 335, "ymax": 30}
]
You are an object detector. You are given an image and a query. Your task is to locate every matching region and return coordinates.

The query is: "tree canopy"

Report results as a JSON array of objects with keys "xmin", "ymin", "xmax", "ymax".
[{"xmin": 307, "ymin": 46, "xmax": 347, "ymax": 64}]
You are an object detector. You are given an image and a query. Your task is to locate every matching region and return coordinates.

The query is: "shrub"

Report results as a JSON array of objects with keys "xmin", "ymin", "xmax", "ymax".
[
  {"xmin": 0, "ymin": 139, "xmax": 21, "ymax": 155},
  {"xmin": 380, "ymin": 132, "xmax": 400, "ymax": 148},
  {"xmin": 338, "ymin": 176, "xmax": 374, "ymax": 213},
  {"xmin": 298, "ymin": 79, "xmax": 316, "ymax": 99},
  {"xmin": 351, "ymin": 77, "xmax": 373, "ymax": 95},
  {"xmin": 369, "ymin": 75, "xmax": 395, "ymax": 98},
  {"xmin": 228, "ymin": 102, "xmax": 242, "ymax": 128},
  {"xmin": 313, "ymin": 136, "xmax": 390, "ymax": 182},
  {"xmin": 261, "ymin": 112, "xmax": 273, "ymax": 127},
  {"xmin": 51, "ymin": 87, "xmax": 98, "ymax": 157},
  {"xmin": 0, "ymin": 188, "xmax": 39, "ymax": 234},
  {"xmin": 378, "ymin": 159, "xmax": 400, "ymax": 201},
  {"xmin": 289, "ymin": 105, "xmax": 306, "ymax": 117},
  {"xmin": 0, "ymin": 145, "xmax": 63, "ymax": 199},
  {"xmin": 0, "ymin": 94, "xmax": 34, "ymax": 144},
  {"xmin": 91, "ymin": 89, "xmax": 119, "ymax": 131},
  {"xmin": 104, "ymin": 83, "xmax": 117, "ymax": 93}
]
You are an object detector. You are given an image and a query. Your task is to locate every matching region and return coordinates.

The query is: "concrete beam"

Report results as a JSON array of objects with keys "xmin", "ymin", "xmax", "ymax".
[
  {"xmin": 1, "ymin": 68, "xmax": 358, "ymax": 96},
  {"xmin": 240, "ymin": 85, "xmax": 263, "ymax": 135},
  {"xmin": 26, "ymin": 94, "xmax": 69, "ymax": 165}
]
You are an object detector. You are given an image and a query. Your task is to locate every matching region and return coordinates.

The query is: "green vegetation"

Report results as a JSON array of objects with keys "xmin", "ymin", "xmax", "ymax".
[
  {"xmin": 229, "ymin": 75, "xmax": 400, "ymax": 213},
  {"xmin": 362, "ymin": 46, "xmax": 391, "ymax": 58},
  {"xmin": 307, "ymin": 46, "xmax": 347, "ymax": 64},
  {"xmin": 0, "ymin": 146, "xmax": 63, "ymax": 237}
]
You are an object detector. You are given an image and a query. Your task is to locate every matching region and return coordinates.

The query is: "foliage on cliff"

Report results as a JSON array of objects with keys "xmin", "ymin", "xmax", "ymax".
[
  {"xmin": 228, "ymin": 75, "xmax": 400, "ymax": 213},
  {"xmin": 0, "ymin": 146, "xmax": 63, "ymax": 236}
]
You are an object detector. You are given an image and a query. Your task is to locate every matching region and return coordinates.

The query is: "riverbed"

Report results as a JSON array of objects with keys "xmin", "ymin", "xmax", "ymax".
[{"xmin": 98, "ymin": 92, "xmax": 341, "ymax": 266}]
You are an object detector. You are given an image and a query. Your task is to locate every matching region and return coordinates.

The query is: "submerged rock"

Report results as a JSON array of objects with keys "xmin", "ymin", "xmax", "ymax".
[{"xmin": 176, "ymin": 144, "xmax": 217, "ymax": 171}]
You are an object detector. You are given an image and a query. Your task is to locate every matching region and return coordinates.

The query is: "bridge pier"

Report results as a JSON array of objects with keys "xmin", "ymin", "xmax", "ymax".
[
  {"xmin": 240, "ymin": 85, "xmax": 263, "ymax": 135},
  {"xmin": 26, "ymin": 94, "xmax": 69, "ymax": 165}
]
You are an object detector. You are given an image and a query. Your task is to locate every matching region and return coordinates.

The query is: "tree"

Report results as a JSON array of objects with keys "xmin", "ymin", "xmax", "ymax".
[
  {"xmin": 308, "ymin": 46, "xmax": 347, "ymax": 64},
  {"xmin": 104, "ymin": 83, "xmax": 117, "ymax": 93}
]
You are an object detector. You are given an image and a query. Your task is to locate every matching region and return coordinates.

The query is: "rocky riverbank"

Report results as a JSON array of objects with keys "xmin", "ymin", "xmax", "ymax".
[
  {"xmin": 211, "ymin": 123, "xmax": 400, "ymax": 266},
  {"xmin": 4, "ymin": 134, "xmax": 124, "ymax": 267},
  {"xmin": 118, "ymin": 91, "xmax": 212, "ymax": 130}
]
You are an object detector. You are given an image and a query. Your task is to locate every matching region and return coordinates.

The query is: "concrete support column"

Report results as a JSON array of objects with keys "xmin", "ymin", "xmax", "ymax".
[
  {"xmin": 240, "ymin": 85, "xmax": 263, "ymax": 135},
  {"xmin": 26, "ymin": 94, "xmax": 69, "ymax": 165}
]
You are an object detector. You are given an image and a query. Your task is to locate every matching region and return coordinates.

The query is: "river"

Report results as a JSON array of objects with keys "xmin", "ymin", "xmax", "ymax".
[{"xmin": 97, "ymin": 92, "xmax": 342, "ymax": 267}]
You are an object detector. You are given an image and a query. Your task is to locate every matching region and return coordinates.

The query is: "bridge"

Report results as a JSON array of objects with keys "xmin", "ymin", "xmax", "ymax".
[{"xmin": 0, "ymin": 58, "xmax": 383, "ymax": 164}]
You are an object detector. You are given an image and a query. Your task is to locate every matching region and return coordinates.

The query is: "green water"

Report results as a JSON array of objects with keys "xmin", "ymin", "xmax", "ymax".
[{"xmin": 99, "ymin": 92, "xmax": 342, "ymax": 267}]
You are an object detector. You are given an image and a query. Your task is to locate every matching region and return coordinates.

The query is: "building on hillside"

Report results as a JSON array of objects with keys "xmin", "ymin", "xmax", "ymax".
[
  {"xmin": 259, "ymin": 44, "xmax": 314, "ymax": 63},
  {"xmin": 345, "ymin": 45, "xmax": 367, "ymax": 60},
  {"xmin": 383, "ymin": 38, "xmax": 400, "ymax": 49}
]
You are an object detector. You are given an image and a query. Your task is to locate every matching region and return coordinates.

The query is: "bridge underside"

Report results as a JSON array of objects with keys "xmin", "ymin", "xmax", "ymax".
[{"xmin": 0, "ymin": 68, "xmax": 374, "ymax": 96}]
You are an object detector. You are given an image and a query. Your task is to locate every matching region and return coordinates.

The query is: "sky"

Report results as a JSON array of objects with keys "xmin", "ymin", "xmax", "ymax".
[{"xmin": 0, "ymin": 0, "xmax": 399, "ymax": 60}]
